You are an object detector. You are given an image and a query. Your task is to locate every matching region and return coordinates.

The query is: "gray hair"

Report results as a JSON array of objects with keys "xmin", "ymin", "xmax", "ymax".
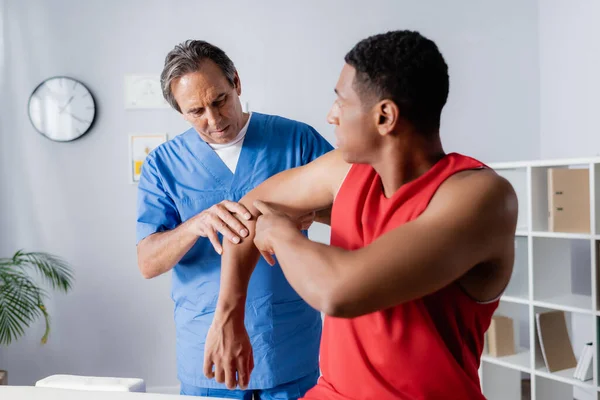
[{"xmin": 160, "ymin": 40, "xmax": 237, "ymax": 113}]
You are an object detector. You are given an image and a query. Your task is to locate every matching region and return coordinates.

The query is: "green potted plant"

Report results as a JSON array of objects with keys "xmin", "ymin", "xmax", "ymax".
[{"xmin": 0, "ymin": 250, "xmax": 74, "ymax": 385}]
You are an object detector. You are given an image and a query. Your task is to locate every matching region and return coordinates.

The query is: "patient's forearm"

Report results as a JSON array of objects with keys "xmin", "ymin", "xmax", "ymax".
[
  {"xmin": 214, "ymin": 161, "xmax": 336, "ymax": 316},
  {"xmin": 215, "ymin": 205, "xmax": 332, "ymax": 317},
  {"xmin": 215, "ymin": 216, "xmax": 260, "ymax": 316}
]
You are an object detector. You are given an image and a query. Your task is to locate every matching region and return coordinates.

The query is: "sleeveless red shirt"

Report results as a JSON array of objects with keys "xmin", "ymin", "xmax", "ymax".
[{"xmin": 302, "ymin": 153, "xmax": 498, "ymax": 400}]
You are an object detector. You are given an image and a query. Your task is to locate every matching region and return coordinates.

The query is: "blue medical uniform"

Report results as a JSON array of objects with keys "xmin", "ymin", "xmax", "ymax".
[{"xmin": 136, "ymin": 113, "xmax": 333, "ymax": 391}]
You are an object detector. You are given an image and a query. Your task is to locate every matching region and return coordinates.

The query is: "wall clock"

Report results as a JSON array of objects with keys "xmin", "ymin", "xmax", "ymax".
[{"xmin": 28, "ymin": 76, "xmax": 96, "ymax": 142}]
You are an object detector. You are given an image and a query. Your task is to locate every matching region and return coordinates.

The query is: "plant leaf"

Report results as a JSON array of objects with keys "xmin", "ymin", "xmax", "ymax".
[
  {"xmin": 0, "ymin": 250, "xmax": 73, "ymax": 346},
  {"xmin": 0, "ymin": 273, "xmax": 45, "ymax": 346},
  {"xmin": 12, "ymin": 250, "xmax": 74, "ymax": 292}
]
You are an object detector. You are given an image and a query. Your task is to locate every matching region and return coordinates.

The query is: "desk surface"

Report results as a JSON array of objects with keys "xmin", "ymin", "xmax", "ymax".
[{"xmin": 0, "ymin": 386, "xmax": 228, "ymax": 400}]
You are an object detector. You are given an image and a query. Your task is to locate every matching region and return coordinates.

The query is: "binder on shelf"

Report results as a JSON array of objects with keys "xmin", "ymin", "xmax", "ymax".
[
  {"xmin": 535, "ymin": 310, "xmax": 577, "ymax": 372},
  {"xmin": 487, "ymin": 315, "xmax": 516, "ymax": 357},
  {"xmin": 547, "ymin": 168, "xmax": 590, "ymax": 233},
  {"xmin": 573, "ymin": 342, "xmax": 593, "ymax": 381}
]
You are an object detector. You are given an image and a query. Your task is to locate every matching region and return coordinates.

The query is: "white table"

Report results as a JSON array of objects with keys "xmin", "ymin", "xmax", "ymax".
[{"xmin": 0, "ymin": 386, "xmax": 228, "ymax": 400}]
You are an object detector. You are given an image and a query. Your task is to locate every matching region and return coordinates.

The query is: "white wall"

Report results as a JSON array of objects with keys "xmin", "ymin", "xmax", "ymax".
[
  {"xmin": 539, "ymin": 0, "xmax": 600, "ymax": 159},
  {"xmin": 0, "ymin": 0, "xmax": 540, "ymax": 389}
]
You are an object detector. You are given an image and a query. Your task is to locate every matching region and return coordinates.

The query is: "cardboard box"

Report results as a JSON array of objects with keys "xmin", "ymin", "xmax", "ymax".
[
  {"xmin": 548, "ymin": 168, "xmax": 590, "ymax": 233},
  {"xmin": 488, "ymin": 315, "xmax": 516, "ymax": 357}
]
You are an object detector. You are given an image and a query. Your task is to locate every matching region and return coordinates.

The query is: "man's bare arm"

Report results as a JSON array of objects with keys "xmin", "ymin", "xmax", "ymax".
[
  {"xmin": 203, "ymin": 150, "xmax": 349, "ymax": 389},
  {"xmin": 215, "ymin": 151, "xmax": 345, "ymax": 310},
  {"xmin": 253, "ymin": 170, "xmax": 518, "ymax": 318},
  {"xmin": 137, "ymin": 221, "xmax": 202, "ymax": 279},
  {"xmin": 137, "ymin": 200, "xmax": 252, "ymax": 279}
]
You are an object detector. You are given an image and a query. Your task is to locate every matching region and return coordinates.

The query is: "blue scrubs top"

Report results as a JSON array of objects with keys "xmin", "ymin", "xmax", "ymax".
[{"xmin": 136, "ymin": 113, "xmax": 334, "ymax": 389}]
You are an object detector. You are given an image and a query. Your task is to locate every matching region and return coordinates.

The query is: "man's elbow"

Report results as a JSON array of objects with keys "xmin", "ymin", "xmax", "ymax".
[
  {"xmin": 138, "ymin": 259, "xmax": 157, "ymax": 279},
  {"xmin": 321, "ymin": 300, "xmax": 357, "ymax": 319},
  {"xmin": 136, "ymin": 240, "xmax": 158, "ymax": 279},
  {"xmin": 319, "ymin": 287, "xmax": 359, "ymax": 319},
  {"xmin": 137, "ymin": 250, "xmax": 158, "ymax": 279}
]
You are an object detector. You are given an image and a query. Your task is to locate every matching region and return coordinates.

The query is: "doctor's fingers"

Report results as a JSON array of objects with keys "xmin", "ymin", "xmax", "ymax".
[
  {"xmin": 220, "ymin": 200, "xmax": 252, "ymax": 221},
  {"xmin": 205, "ymin": 229, "xmax": 223, "ymax": 255},
  {"xmin": 213, "ymin": 204, "xmax": 250, "ymax": 238},
  {"xmin": 206, "ymin": 213, "xmax": 242, "ymax": 245}
]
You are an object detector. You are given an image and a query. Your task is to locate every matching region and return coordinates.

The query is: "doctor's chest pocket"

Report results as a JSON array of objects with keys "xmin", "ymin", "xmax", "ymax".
[{"xmin": 176, "ymin": 191, "xmax": 232, "ymax": 222}]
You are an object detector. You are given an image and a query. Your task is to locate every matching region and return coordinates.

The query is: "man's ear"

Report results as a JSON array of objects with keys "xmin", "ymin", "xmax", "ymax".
[
  {"xmin": 233, "ymin": 71, "xmax": 242, "ymax": 96},
  {"xmin": 374, "ymin": 99, "xmax": 399, "ymax": 137}
]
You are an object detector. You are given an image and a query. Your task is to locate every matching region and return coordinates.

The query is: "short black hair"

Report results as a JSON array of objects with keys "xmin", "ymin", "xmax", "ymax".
[
  {"xmin": 161, "ymin": 40, "xmax": 237, "ymax": 113},
  {"xmin": 345, "ymin": 30, "xmax": 449, "ymax": 135}
]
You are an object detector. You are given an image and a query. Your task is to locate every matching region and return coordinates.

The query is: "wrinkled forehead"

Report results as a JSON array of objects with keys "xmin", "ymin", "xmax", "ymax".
[{"xmin": 173, "ymin": 69, "xmax": 232, "ymax": 110}]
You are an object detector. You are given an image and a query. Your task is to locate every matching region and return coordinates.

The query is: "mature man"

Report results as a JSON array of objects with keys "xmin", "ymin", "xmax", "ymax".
[
  {"xmin": 136, "ymin": 40, "xmax": 333, "ymax": 399},
  {"xmin": 213, "ymin": 30, "xmax": 518, "ymax": 399}
]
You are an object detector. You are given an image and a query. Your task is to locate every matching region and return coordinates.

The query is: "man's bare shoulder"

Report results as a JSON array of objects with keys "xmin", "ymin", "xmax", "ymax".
[
  {"xmin": 448, "ymin": 167, "xmax": 513, "ymax": 187},
  {"xmin": 306, "ymin": 149, "xmax": 351, "ymax": 193},
  {"xmin": 426, "ymin": 168, "xmax": 518, "ymax": 230},
  {"xmin": 317, "ymin": 148, "xmax": 347, "ymax": 166}
]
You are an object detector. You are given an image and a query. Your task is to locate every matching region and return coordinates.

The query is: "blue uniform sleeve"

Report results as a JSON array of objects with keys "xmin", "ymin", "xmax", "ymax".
[
  {"xmin": 136, "ymin": 155, "xmax": 180, "ymax": 245},
  {"xmin": 301, "ymin": 125, "xmax": 334, "ymax": 165}
]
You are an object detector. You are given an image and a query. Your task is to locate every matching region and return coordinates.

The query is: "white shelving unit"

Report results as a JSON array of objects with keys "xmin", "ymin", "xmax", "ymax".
[{"xmin": 480, "ymin": 157, "xmax": 600, "ymax": 400}]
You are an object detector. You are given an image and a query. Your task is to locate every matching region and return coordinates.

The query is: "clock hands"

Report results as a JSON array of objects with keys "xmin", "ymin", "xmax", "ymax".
[
  {"xmin": 43, "ymin": 85, "xmax": 63, "ymax": 101},
  {"xmin": 63, "ymin": 109, "xmax": 91, "ymax": 124},
  {"xmin": 58, "ymin": 96, "xmax": 75, "ymax": 114},
  {"xmin": 30, "ymin": 78, "xmax": 95, "ymax": 141}
]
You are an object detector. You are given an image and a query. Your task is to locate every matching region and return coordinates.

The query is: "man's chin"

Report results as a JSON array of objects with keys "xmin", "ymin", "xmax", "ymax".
[
  {"xmin": 340, "ymin": 149, "xmax": 362, "ymax": 165},
  {"xmin": 207, "ymin": 127, "xmax": 235, "ymax": 144}
]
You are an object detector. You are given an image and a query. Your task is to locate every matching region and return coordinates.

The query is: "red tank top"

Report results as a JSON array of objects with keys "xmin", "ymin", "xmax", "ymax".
[{"xmin": 302, "ymin": 153, "xmax": 498, "ymax": 400}]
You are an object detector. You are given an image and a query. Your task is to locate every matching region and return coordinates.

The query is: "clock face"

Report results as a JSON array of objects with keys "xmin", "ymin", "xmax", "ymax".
[{"xmin": 28, "ymin": 76, "xmax": 96, "ymax": 142}]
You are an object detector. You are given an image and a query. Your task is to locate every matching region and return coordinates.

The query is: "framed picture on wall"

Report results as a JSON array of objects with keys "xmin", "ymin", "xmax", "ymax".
[
  {"xmin": 124, "ymin": 75, "xmax": 170, "ymax": 109},
  {"xmin": 129, "ymin": 133, "xmax": 168, "ymax": 183}
]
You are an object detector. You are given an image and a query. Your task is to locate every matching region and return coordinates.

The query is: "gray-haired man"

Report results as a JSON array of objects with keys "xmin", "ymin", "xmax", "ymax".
[{"xmin": 136, "ymin": 40, "xmax": 333, "ymax": 398}]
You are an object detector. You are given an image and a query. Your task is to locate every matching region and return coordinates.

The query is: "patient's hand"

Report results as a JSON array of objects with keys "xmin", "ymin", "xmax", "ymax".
[
  {"xmin": 203, "ymin": 310, "xmax": 253, "ymax": 390},
  {"xmin": 253, "ymin": 200, "xmax": 301, "ymax": 265},
  {"xmin": 296, "ymin": 210, "xmax": 316, "ymax": 231}
]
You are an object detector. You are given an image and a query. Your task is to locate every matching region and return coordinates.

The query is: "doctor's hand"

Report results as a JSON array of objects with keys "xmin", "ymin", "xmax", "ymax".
[
  {"xmin": 203, "ymin": 311, "xmax": 254, "ymax": 390},
  {"xmin": 187, "ymin": 200, "xmax": 253, "ymax": 255},
  {"xmin": 253, "ymin": 200, "xmax": 301, "ymax": 266}
]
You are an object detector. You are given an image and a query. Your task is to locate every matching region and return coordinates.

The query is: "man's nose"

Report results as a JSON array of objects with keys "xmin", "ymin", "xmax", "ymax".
[
  {"xmin": 327, "ymin": 106, "xmax": 339, "ymax": 125},
  {"xmin": 205, "ymin": 107, "xmax": 221, "ymax": 128}
]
